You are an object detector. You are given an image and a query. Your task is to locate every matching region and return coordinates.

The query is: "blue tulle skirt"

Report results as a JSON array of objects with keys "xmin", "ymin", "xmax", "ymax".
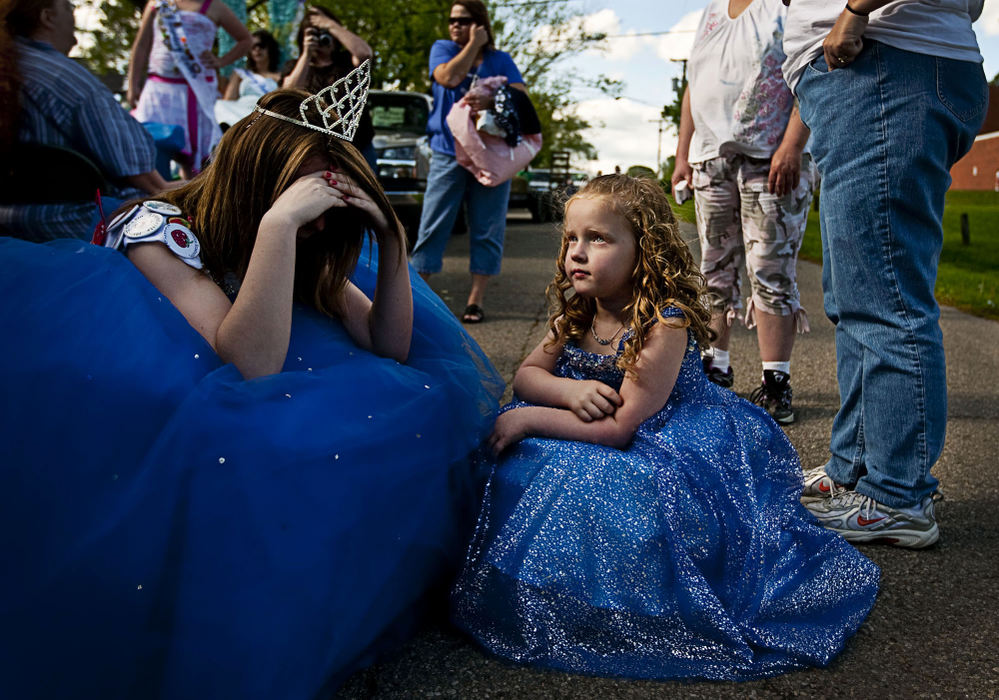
[
  {"xmin": 452, "ymin": 323, "xmax": 880, "ymax": 681},
  {"xmin": 0, "ymin": 237, "xmax": 502, "ymax": 698}
]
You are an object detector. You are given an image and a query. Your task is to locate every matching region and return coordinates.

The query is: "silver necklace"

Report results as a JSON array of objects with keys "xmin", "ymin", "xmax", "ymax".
[{"xmin": 590, "ymin": 321, "xmax": 625, "ymax": 346}]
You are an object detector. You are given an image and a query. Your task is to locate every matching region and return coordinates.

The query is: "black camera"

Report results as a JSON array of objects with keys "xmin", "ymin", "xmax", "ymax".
[{"xmin": 316, "ymin": 29, "xmax": 334, "ymax": 49}]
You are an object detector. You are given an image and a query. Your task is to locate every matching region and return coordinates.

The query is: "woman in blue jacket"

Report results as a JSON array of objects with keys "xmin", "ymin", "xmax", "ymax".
[{"xmin": 410, "ymin": 0, "xmax": 527, "ymax": 324}]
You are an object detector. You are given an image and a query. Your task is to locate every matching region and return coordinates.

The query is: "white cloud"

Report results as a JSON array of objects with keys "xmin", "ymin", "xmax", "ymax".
[
  {"xmin": 979, "ymin": 4, "xmax": 999, "ymax": 35},
  {"xmin": 581, "ymin": 8, "xmax": 620, "ymax": 35},
  {"xmin": 528, "ymin": 11, "xmax": 600, "ymax": 51},
  {"xmin": 527, "ymin": 8, "xmax": 648, "ymax": 63},
  {"xmin": 580, "ymin": 9, "xmax": 648, "ymax": 62},
  {"xmin": 652, "ymin": 9, "xmax": 703, "ymax": 61},
  {"xmin": 599, "ymin": 32, "xmax": 651, "ymax": 62},
  {"xmin": 576, "ymin": 97, "xmax": 675, "ymax": 175}
]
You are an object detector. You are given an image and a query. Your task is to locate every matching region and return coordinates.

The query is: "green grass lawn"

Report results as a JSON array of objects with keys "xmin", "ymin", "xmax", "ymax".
[
  {"xmin": 672, "ymin": 190, "xmax": 999, "ymax": 321},
  {"xmin": 937, "ymin": 191, "xmax": 999, "ymax": 319},
  {"xmin": 668, "ymin": 195, "xmax": 696, "ymax": 226}
]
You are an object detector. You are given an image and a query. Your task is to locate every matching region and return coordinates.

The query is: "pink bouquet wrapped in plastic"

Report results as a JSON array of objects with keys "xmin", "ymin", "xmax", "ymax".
[{"xmin": 446, "ymin": 76, "xmax": 542, "ymax": 187}]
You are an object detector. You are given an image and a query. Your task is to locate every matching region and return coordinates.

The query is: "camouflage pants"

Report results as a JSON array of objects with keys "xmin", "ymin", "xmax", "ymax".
[{"xmin": 693, "ymin": 152, "xmax": 815, "ymax": 321}]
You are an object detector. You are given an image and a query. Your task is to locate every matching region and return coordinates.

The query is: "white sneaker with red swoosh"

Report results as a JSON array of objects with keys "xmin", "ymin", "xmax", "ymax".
[
  {"xmin": 804, "ymin": 490, "xmax": 940, "ymax": 549},
  {"xmin": 800, "ymin": 465, "xmax": 846, "ymax": 503}
]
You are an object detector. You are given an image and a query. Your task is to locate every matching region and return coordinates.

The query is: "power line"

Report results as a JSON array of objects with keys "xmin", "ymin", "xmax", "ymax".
[
  {"xmin": 400, "ymin": 0, "xmax": 574, "ymax": 15},
  {"xmin": 601, "ymin": 29, "xmax": 697, "ymax": 38},
  {"xmin": 495, "ymin": 0, "xmax": 574, "ymax": 5}
]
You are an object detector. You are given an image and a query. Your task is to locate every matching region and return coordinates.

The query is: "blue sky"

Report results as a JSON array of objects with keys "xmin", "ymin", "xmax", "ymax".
[{"xmin": 542, "ymin": 1, "xmax": 999, "ymax": 175}]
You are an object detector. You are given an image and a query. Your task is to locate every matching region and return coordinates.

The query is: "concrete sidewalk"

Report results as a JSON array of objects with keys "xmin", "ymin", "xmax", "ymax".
[{"xmin": 338, "ymin": 214, "xmax": 999, "ymax": 698}]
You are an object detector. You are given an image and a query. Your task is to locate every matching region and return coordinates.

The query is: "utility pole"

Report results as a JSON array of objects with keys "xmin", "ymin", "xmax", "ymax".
[
  {"xmin": 670, "ymin": 58, "xmax": 688, "ymax": 96},
  {"xmin": 657, "ymin": 58, "xmax": 689, "ymax": 178},
  {"xmin": 648, "ymin": 118, "xmax": 666, "ymax": 176},
  {"xmin": 661, "ymin": 57, "xmax": 689, "ymax": 135}
]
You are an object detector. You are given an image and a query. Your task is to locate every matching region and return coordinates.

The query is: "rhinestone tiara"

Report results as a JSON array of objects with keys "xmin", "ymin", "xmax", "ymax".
[{"xmin": 254, "ymin": 59, "xmax": 370, "ymax": 141}]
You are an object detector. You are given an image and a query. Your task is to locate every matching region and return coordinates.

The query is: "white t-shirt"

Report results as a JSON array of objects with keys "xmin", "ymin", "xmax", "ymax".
[
  {"xmin": 782, "ymin": 0, "xmax": 984, "ymax": 93},
  {"xmin": 687, "ymin": 0, "xmax": 796, "ymax": 163}
]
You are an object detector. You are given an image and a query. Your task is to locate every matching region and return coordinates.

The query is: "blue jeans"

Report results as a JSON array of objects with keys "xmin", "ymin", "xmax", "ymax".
[
  {"xmin": 797, "ymin": 41, "xmax": 986, "ymax": 507},
  {"xmin": 410, "ymin": 151, "xmax": 511, "ymax": 276}
]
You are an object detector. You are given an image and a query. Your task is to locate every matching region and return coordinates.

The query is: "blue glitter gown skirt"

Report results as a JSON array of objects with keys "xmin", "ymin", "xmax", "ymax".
[
  {"xmin": 452, "ymin": 311, "xmax": 879, "ymax": 681},
  {"xmin": 0, "ymin": 237, "xmax": 503, "ymax": 699}
]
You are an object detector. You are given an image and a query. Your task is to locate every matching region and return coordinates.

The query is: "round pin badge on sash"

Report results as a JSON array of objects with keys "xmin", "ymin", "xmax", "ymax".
[
  {"xmin": 124, "ymin": 210, "xmax": 165, "ymax": 239},
  {"xmin": 143, "ymin": 200, "xmax": 182, "ymax": 216},
  {"xmin": 108, "ymin": 205, "xmax": 139, "ymax": 231},
  {"xmin": 103, "ymin": 205, "xmax": 140, "ymax": 248},
  {"xmin": 104, "ymin": 226, "xmax": 126, "ymax": 251},
  {"xmin": 164, "ymin": 223, "xmax": 201, "ymax": 259}
]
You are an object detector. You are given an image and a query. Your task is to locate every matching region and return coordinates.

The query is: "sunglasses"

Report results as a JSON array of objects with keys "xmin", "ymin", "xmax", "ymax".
[{"xmin": 448, "ymin": 16, "xmax": 474, "ymax": 26}]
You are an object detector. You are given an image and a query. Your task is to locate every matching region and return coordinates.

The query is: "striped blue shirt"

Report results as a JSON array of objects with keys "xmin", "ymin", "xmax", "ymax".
[{"xmin": 0, "ymin": 38, "xmax": 156, "ymax": 241}]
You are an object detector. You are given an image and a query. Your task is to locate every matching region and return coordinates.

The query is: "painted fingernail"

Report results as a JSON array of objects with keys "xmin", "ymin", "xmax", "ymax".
[
  {"xmin": 324, "ymin": 171, "xmax": 334, "ymax": 178},
  {"xmin": 330, "ymin": 180, "xmax": 337, "ymax": 185}
]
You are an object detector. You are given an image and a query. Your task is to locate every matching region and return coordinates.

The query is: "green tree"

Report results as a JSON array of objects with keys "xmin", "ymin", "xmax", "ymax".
[
  {"xmin": 333, "ymin": 0, "xmax": 620, "ymax": 165},
  {"xmin": 311, "ymin": 0, "xmax": 451, "ymax": 91},
  {"xmin": 660, "ymin": 59, "xmax": 687, "ymax": 134},
  {"xmin": 74, "ymin": 0, "xmax": 143, "ymax": 76},
  {"xmin": 627, "ymin": 165, "xmax": 655, "ymax": 179},
  {"xmin": 659, "ymin": 154, "xmax": 675, "ymax": 191},
  {"xmin": 491, "ymin": 0, "xmax": 620, "ymax": 166},
  {"xmin": 528, "ymin": 76, "xmax": 599, "ymax": 166}
]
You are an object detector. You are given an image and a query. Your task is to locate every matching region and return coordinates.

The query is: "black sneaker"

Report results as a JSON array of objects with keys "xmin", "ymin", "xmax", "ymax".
[
  {"xmin": 702, "ymin": 357, "xmax": 734, "ymax": 388},
  {"xmin": 749, "ymin": 370, "xmax": 795, "ymax": 424}
]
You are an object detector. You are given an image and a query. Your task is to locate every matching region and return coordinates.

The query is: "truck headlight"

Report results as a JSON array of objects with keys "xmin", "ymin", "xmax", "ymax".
[
  {"xmin": 379, "ymin": 146, "xmax": 416, "ymax": 161},
  {"xmin": 378, "ymin": 161, "xmax": 418, "ymax": 179}
]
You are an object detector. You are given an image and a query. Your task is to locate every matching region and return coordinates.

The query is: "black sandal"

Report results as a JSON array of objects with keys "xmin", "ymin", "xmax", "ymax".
[{"xmin": 461, "ymin": 303, "xmax": 485, "ymax": 324}]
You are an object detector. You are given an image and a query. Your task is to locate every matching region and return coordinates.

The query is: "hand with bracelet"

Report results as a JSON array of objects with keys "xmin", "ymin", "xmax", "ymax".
[
  {"xmin": 783, "ymin": 0, "xmax": 893, "ymax": 70},
  {"xmin": 823, "ymin": 2, "xmax": 869, "ymax": 69}
]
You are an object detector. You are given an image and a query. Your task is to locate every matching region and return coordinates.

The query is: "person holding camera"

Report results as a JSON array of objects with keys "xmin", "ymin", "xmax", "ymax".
[{"xmin": 281, "ymin": 6, "xmax": 375, "ymax": 168}]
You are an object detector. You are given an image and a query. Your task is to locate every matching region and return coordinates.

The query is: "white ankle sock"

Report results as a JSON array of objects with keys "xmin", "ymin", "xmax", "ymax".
[
  {"xmin": 762, "ymin": 361, "xmax": 790, "ymax": 376},
  {"xmin": 709, "ymin": 349, "xmax": 730, "ymax": 372}
]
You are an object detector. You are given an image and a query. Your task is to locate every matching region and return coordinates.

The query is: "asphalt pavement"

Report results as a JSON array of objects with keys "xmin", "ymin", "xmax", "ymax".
[{"xmin": 337, "ymin": 212, "xmax": 999, "ymax": 699}]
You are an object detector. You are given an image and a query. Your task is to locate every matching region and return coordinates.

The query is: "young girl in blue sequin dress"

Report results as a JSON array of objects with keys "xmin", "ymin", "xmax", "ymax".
[{"xmin": 452, "ymin": 174, "xmax": 879, "ymax": 681}]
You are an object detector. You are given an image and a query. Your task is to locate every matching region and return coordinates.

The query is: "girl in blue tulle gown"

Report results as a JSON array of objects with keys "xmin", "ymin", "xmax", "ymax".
[
  {"xmin": 452, "ymin": 174, "xmax": 879, "ymax": 681},
  {"xmin": 0, "ymin": 86, "xmax": 501, "ymax": 698}
]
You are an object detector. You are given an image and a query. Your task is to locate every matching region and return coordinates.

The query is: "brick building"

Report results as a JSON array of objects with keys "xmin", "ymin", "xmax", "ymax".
[{"xmin": 950, "ymin": 85, "xmax": 999, "ymax": 191}]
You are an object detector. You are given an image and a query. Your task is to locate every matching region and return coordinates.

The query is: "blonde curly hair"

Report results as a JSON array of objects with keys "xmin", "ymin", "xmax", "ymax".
[{"xmin": 546, "ymin": 174, "xmax": 714, "ymax": 374}]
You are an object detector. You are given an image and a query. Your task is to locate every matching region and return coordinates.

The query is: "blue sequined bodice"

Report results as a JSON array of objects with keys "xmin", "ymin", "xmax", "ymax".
[
  {"xmin": 554, "ymin": 308, "xmax": 709, "ymax": 410},
  {"xmin": 555, "ymin": 340, "xmax": 627, "ymax": 388}
]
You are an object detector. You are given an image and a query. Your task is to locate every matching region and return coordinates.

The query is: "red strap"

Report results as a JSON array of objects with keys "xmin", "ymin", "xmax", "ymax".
[
  {"xmin": 91, "ymin": 189, "xmax": 107, "ymax": 246},
  {"xmin": 198, "ymin": 0, "xmax": 212, "ymax": 14}
]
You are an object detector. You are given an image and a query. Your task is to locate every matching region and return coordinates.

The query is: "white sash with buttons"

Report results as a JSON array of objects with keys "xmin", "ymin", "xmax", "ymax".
[{"xmin": 104, "ymin": 201, "xmax": 203, "ymax": 270}]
